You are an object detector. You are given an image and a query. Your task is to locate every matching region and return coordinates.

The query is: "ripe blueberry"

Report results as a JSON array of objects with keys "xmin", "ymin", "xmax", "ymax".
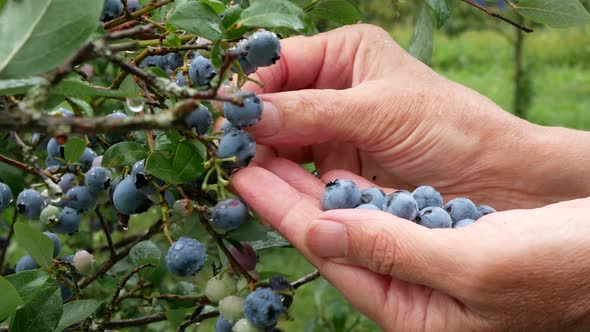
[
  {"xmin": 216, "ymin": 130, "xmax": 256, "ymax": 170},
  {"xmin": 15, "ymin": 255, "xmax": 39, "ymax": 272},
  {"xmin": 78, "ymin": 148, "xmax": 97, "ymax": 172},
  {"xmin": 453, "ymin": 218, "xmax": 476, "ymax": 228},
  {"xmin": 85, "ymin": 167, "xmax": 113, "ymax": 194},
  {"xmin": 383, "ymin": 191, "xmax": 419, "ymax": 221},
  {"xmin": 16, "ymin": 189, "xmax": 48, "ymax": 219},
  {"xmin": 244, "ymin": 31, "xmax": 281, "ymax": 67},
  {"xmin": 184, "ymin": 104, "xmax": 213, "ymax": 135},
  {"xmin": 477, "ymin": 204, "xmax": 496, "ymax": 217},
  {"xmin": 58, "ymin": 173, "xmax": 78, "ymax": 194},
  {"xmin": 223, "ymin": 94, "xmax": 263, "ymax": 128},
  {"xmin": 212, "ymin": 198, "xmax": 249, "ymax": 232},
  {"xmin": 215, "ymin": 316, "xmax": 233, "ymax": 332},
  {"xmin": 101, "ymin": 0, "xmax": 123, "ymax": 22},
  {"xmin": 165, "ymin": 237, "xmax": 207, "ymax": 277},
  {"xmin": 64, "ymin": 186, "xmax": 96, "ymax": 212},
  {"xmin": 412, "ymin": 185, "xmax": 443, "ymax": 210},
  {"xmin": 47, "ymin": 137, "xmax": 64, "ymax": 160},
  {"xmin": 43, "ymin": 231, "xmax": 61, "ymax": 257},
  {"xmin": 189, "ymin": 55, "xmax": 217, "ymax": 86},
  {"xmin": 164, "ymin": 52, "xmax": 184, "ymax": 72},
  {"xmin": 360, "ymin": 187, "xmax": 386, "ymax": 209},
  {"xmin": 444, "ymin": 198, "xmax": 481, "ymax": 222},
  {"xmin": 243, "ymin": 287, "xmax": 282, "ymax": 328},
  {"xmin": 175, "ymin": 71, "xmax": 186, "ymax": 87},
  {"xmin": 0, "ymin": 182, "xmax": 13, "ymax": 211},
  {"xmin": 53, "ymin": 207, "xmax": 82, "ymax": 235},
  {"xmin": 112, "ymin": 176, "xmax": 153, "ymax": 215},
  {"xmin": 355, "ymin": 203, "xmax": 381, "ymax": 211},
  {"xmin": 321, "ymin": 179, "xmax": 362, "ymax": 210},
  {"xmin": 417, "ymin": 207, "xmax": 452, "ymax": 228}
]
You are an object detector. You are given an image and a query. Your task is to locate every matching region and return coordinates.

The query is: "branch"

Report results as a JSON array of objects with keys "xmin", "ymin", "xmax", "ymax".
[
  {"xmin": 92, "ymin": 310, "xmax": 218, "ymax": 329},
  {"xmin": 95, "ymin": 208, "xmax": 116, "ymax": 258},
  {"xmin": 78, "ymin": 219, "xmax": 163, "ymax": 289},
  {"xmin": 461, "ymin": 0, "xmax": 533, "ymax": 32},
  {"xmin": 291, "ymin": 270, "xmax": 321, "ymax": 290},
  {"xmin": 0, "ymin": 154, "xmax": 58, "ymax": 182},
  {"xmin": 103, "ymin": 0, "xmax": 175, "ymax": 30},
  {"xmin": 0, "ymin": 210, "xmax": 17, "ymax": 271}
]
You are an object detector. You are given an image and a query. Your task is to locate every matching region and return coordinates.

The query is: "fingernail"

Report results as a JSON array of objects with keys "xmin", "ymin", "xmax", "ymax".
[
  {"xmin": 306, "ymin": 221, "xmax": 348, "ymax": 258},
  {"xmin": 250, "ymin": 101, "xmax": 280, "ymax": 137}
]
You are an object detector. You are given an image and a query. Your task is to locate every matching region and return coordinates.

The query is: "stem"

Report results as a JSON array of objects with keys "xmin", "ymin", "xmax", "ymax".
[
  {"xmin": 0, "ymin": 210, "xmax": 17, "ymax": 272},
  {"xmin": 0, "ymin": 154, "xmax": 57, "ymax": 182},
  {"xmin": 461, "ymin": 0, "xmax": 533, "ymax": 33},
  {"xmin": 104, "ymin": 0, "xmax": 175, "ymax": 30},
  {"xmin": 95, "ymin": 208, "xmax": 116, "ymax": 258},
  {"xmin": 291, "ymin": 270, "xmax": 321, "ymax": 290}
]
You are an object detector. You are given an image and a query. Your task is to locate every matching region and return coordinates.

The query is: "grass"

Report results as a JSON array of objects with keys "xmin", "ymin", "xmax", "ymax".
[{"xmin": 224, "ymin": 24, "xmax": 590, "ymax": 332}]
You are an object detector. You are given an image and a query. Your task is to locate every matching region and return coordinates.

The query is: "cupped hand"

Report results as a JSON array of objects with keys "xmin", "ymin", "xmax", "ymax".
[
  {"xmin": 232, "ymin": 158, "xmax": 590, "ymax": 332},
  {"xmin": 242, "ymin": 24, "xmax": 556, "ymax": 210}
]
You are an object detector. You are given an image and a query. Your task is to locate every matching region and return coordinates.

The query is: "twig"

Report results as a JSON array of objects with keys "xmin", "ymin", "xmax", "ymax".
[
  {"xmin": 78, "ymin": 219, "xmax": 163, "ymax": 289},
  {"xmin": 97, "ymin": 311, "xmax": 218, "ymax": 329},
  {"xmin": 99, "ymin": 263, "xmax": 156, "ymax": 331},
  {"xmin": 0, "ymin": 154, "xmax": 57, "ymax": 182},
  {"xmin": 95, "ymin": 208, "xmax": 116, "ymax": 258},
  {"xmin": 461, "ymin": 0, "xmax": 533, "ymax": 32},
  {"xmin": 92, "ymin": 232, "xmax": 144, "ymax": 253},
  {"xmin": 291, "ymin": 270, "xmax": 321, "ymax": 290},
  {"xmin": 103, "ymin": 0, "xmax": 175, "ymax": 30},
  {"xmin": 0, "ymin": 210, "xmax": 18, "ymax": 271},
  {"xmin": 178, "ymin": 305, "xmax": 204, "ymax": 332}
]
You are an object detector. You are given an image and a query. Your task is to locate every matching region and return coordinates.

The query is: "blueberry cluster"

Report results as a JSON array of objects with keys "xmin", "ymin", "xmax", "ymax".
[
  {"xmin": 101, "ymin": 0, "xmax": 142, "ymax": 22},
  {"xmin": 321, "ymin": 180, "xmax": 496, "ymax": 228}
]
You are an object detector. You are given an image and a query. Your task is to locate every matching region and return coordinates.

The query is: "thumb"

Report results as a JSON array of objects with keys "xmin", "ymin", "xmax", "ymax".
[
  {"xmin": 305, "ymin": 209, "xmax": 471, "ymax": 293},
  {"xmin": 249, "ymin": 87, "xmax": 374, "ymax": 147}
]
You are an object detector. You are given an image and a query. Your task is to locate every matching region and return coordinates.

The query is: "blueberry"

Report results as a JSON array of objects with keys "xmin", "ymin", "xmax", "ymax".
[
  {"xmin": 64, "ymin": 186, "xmax": 96, "ymax": 212},
  {"xmin": 412, "ymin": 186, "xmax": 443, "ymax": 210},
  {"xmin": 78, "ymin": 148, "xmax": 97, "ymax": 172},
  {"xmin": 383, "ymin": 191, "xmax": 419, "ymax": 221},
  {"xmin": 47, "ymin": 137, "xmax": 64, "ymax": 159},
  {"xmin": 417, "ymin": 207, "xmax": 452, "ymax": 228},
  {"xmin": 58, "ymin": 173, "xmax": 78, "ymax": 194},
  {"xmin": 164, "ymin": 52, "xmax": 184, "ymax": 72},
  {"xmin": 231, "ymin": 44, "xmax": 258, "ymax": 75},
  {"xmin": 321, "ymin": 179, "xmax": 361, "ymax": 210},
  {"xmin": 101, "ymin": 0, "xmax": 123, "ymax": 22},
  {"xmin": 453, "ymin": 218, "xmax": 476, "ymax": 229},
  {"xmin": 355, "ymin": 203, "xmax": 381, "ymax": 211},
  {"xmin": 243, "ymin": 287, "xmax": 282, "ymax": 328},
  {"xmin": 131, "ymin": 159, "xmax": 146, "ymax": 178},
  {"xmin": 189, "ymin": 55, "xmax": 217, "ymax": 86},
  {"xmin": 46, "ymin": 156, "xmax": 65, "ymax": 169},
  {"xmin": 233, "ymin": 318, "xmax": 263, "ymax": 332},
  {"xmin": 477, "ymin": 204, "xmax": 496, "ymax": 217},
  {"xmin": 16, "ymin": 189, "xmax": 48, "ymax": 219},
  {"xmin": 228, "ymin": 243, "xmax": 257, "ymax": 271},
  {"xmin": 223, "ymin": 94, "xmax": 263, "ymax": 128},
  {"xmin": 206, "ymin": 273, "xmax": 238, "ymax": 303},
  {"xmin": 53, "ymin": 207, "xmax": 82, "ymax": 235},
  {"xmin": 112, "ymin": 176, "xmax": 153, "ymax": 215},
  {"xmin": 360, "ymin": 187, "xmax": 386, "ymax": 209},
  {"xmin": 268, "ymin": 275, "xmax": 290, "ymax": 291},
  {"xmin": 105, "ymin": 112, "xmax": 128, "ymax": 143},
  {"xmin": 130, "ymin": 160, "xmax": 156, "ymax": 195},
  {"xmin": 109, "ymin": 175, "xmax": 122, "ymax": 203},
  {"xmin": 141, "ymin": 55, "xmax": 165, "ymax": 70},
  {"xmin": 212, "ymin": 198, "xmax": 249, "ymax": 232},
  {"xmin": 43, "ymin": 232, "xmax": 61, "ymax": 257},
  {"xmin": 126, "ymin": 0, "xmax": 141, "ymax": 12},
  {"xmin": 215, "ymin": 316, "xmax": 233, "ymax": 332},
  {"xmin": 244, "ymin": 31, "xmax": 281, "ymax": 67},
  {"xmin": 184, "ymin": 104, "xmax": 213, "ymax": 135},
  {"xmin": 175, "ymin": 71, "xmax": 186, "ymax": 87},
  {"xmin": 219, "ymin": 295, "xmax": 245, "ymax": 324},
  {"xmin": 444, "ymin": 198, "xmax": 481, "ymax": 222},
  {"xmin": 15, "ymin": 255, "xmax": 39, "ymax": 272},
  {"xmin": 73, "ymin": 250, "xmax": 95, "ymax": 275},
  {"xmin": 0, "ymin": 182, "xmax": 13, "ymax": 211},
  {"xmin": 165, "ymin": 237, "xmax": 207, "ymax": 277},
  {"xmin": 85, "ymin": 167, "xmax": 113, "ymax": 194},
  {"xmin": 57, "ymin": 278, "xmax": 74, "ymax": 302},
  {"xmin": 40, "ymin": 205, "xmax": 61, "ymax": 226},
  {"xmin": 216, "ymin": 130, "xmax": 256, "ymax": 170},
  {"xmin": 220, "ymin": 120, "xmax": 238, "ymax": 134}
]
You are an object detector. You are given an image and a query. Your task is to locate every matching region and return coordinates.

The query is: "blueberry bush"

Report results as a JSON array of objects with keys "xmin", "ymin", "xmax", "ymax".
[{"xmin": 0, "ymin": 0, "xmax": 588, "ymax": 331}]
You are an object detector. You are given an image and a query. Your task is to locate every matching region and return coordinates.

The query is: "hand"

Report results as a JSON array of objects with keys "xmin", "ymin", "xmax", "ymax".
[
  {"xmin": 242, "ymin": 24, "xmax": 590, "ymax": 210},
  {"xmin": 232, "ymin": 158, "xmax": 590, "ymax": 332}
]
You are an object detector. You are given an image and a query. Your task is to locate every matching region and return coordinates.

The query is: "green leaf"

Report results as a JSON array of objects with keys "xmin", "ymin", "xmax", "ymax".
[
  {"xmin": 5, "ymin": 270, "xmax": 50, "ymax": 305},
  {"xmin": 14, "ymin": 223, "xmax": 54, "ymax": 268},
  {"xmin": 165, "ymin": 309, "xmax": 186, "ymax": 327},
  {"xmin": 168, "ymin": 1, "xmax": 223, "ymax": 41},
  {"xmin": 53, "ymin": 79, "xmax": 128, "ymax": 98},
  {"xmin": 55, "ymin": 300, "xmax": 100, "ymax": 331},
  {"xmin": 229, "ymin": 220, "xmax": 272, "ymax": 241},
  {"xmin": 66, "ymin": 98, "xmax": 94, "ymax": 116},
  {"xmin": 424, "ymin": 0, "xmax": 450, "ymax": 28},
  {"xmin": 514, "ymin": 0, "xmax": 590, "ymax": 28},
  {"xmin": 0, "ymin": 0, "xmax": 103, "ymax": 79},
  {"xmin": 200, "ymin": 0, "xmax": 227, "ymax": 14},
  {"xmin": 408, "ymin": 5, "xmax": 435, "ymax": 66},
  {"xmin": 9, "ymin": 286, "xmax": 62, "ymax": 332},
  {"xmin": 129, "ymin": 240, "xmax": 161, "ymax": 266},
  {"xmin": 308, "ymin": 0, "xmax": 363, "ymax": 25},
  {"xmin": 0, "ymin": 77, "xmax": 47, "ymax": 96},
  {"xmin": 166, "ymin": 34, "xmax": 182, "ymax": 48},
  {"xmin": 102, "ymin": 142, "xmax": 148, "ymax": 167},
  {"xmin": 154, "ymin": 132, "xmax": 181, "ymax": 153},
  {"xmin": 0, "ymin": 276, "xmax": 21, "ymax": 322},
  {"xmin": 145, "ymin": 141, "xmax": 205, "ymax": 184},
  {"xmin": 64, "ymin": 137, "xmax": 87, "ymax": 164},
  {"xmin": 237, "ymin": 0, "xmax": 317, "ymax": 34},
  {"xmin": 250, "ymin": 229, "xmax": 291, "ymax": 251},
  {"xmin": 144, "ymin": 66, "xmax": 169, "ymax": 78}
]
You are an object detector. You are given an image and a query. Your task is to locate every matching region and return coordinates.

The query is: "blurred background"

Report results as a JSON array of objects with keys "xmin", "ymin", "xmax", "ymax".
[{"xmin": 253, "ymin": 1, "xmax": 590, "ymax": 331}]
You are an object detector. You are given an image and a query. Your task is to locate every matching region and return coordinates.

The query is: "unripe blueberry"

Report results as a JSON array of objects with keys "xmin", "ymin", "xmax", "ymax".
[
  {"xmin": 0, "ymin": 182, "xmax": 13, "ymax": 211},
  {"xmin": 53, "ymin": 207, "xmax": 82, "ymax": 235},
  {"xmin": 73, "ymin": 250, "xmax": 95, "ymax": 275},
  {"xmin": 189, "ymin": 55, "xmax": 217, "ymax": 86},
  {"xmin": 223, "ymin": 94, "xmax": 263, "ymax": 128},
  {"xmin": 412, "ymin": 185, "xmax": 443, "ymax": 210},
  {"xmin": 184, "ymin": 104, "xmax": 212, "ymax": 135},
  {"xmin": 321, "ymin": 180, "xmax": 361, "ymax": 210},
  {"xmin": 417, "ymin": 207, "xmax": 452, "ymax": 229},
  {"xmin": 40, "ymin": 205, "xmax": 60, "ymax": 226},
  {"xmin": 85, "ymin": 167, "xmax": 113, "ymax": 194},
  {"xmin": 228, "ymin": 243, "xmax": 257, "ymax": 271},
  {"xmin": 444, "ymin": 198, "xmax": 481, "ymax": 222},
  {"xmin": 16, "ymin": 189, "xmax": 48, "ymax": 219},
  {"xmin": 383, "ymin": 191, "xmax": 419, "ymax": 221},
  {"xmin": 165, "ymin": 237, "xmax": 207, "ymax": 277},
  {"xmin": 15, "ymin": 255, "xmax": 39, "ymax": 272},
  {"xmin": 243, "ymin": 288, "xmax": 282, "ymax": 328},
  {"xmin": 206, "ymin": 273, "xmax": 238, "ymax": 303},
  {"xmin": 211, "ymin": 198, "xmax": 249, "ymax": 232},
  {"xmin": 232, "ymin": 318, "xmax": 263, "ymax": 332},
  {"xmin": 64, "ymin": 186, "xmax": 96, "ymax": 212},
  {"xmin": 43, "ymin": 231, "xmax": 61, "ymax": 257},
  {"xmin": 219, "ymin": 295, "xmax": 245, "ymax": 324}
]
